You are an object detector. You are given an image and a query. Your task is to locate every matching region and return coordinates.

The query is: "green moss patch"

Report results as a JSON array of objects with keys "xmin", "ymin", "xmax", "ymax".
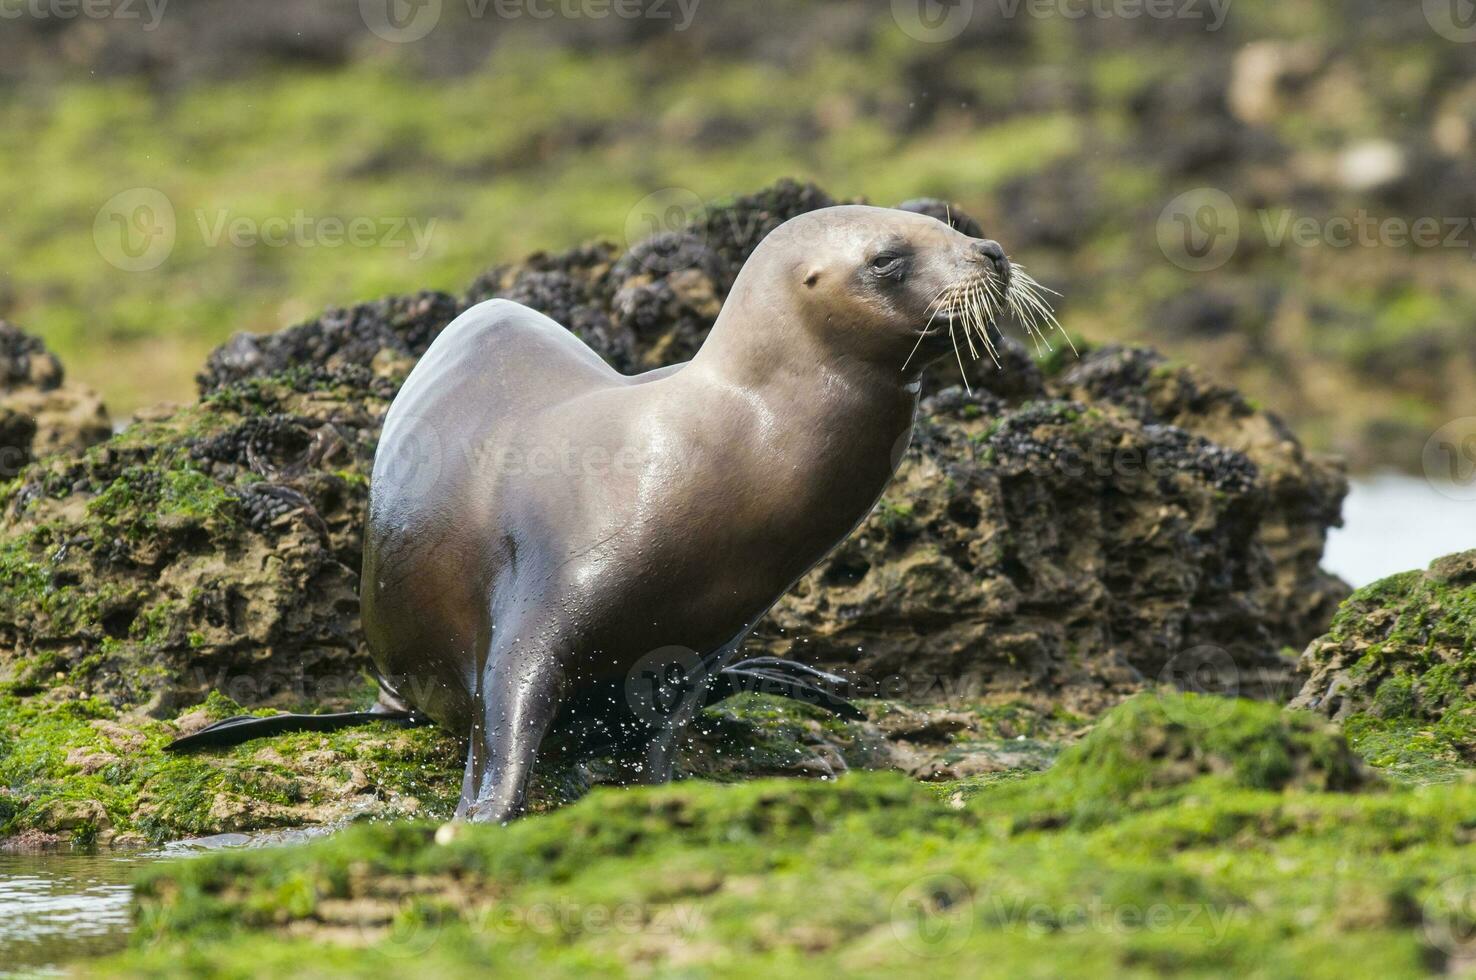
[
  {"xmin": 82, "ymin": 694, "xmax": 1476, "ymax": 977},
  {"xmin": 0, "ymin": 690, "xmax": 462, "ymax": 846},
  {"xmin": 1294, "ymin": 551, "xmax": 1476, "ymax": 780}
]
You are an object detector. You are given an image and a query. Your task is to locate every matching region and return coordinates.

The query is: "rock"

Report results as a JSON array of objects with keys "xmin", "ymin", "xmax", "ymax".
[
  {"xmin": 64, "ymin": 747, "xmax": 120, "ymax": 775},
  {"xmin": 33, "ymin": 797, "xmax": 111, "ymax": 833},
  {"xmin": 1292, "ymin": 550, "xmax": 1476, "ymax": 737},
  {"xmin": 0, "ymin": 828, "xmax": 64, "ymax": 853},
  {"xmin": 1229, "ymin": 40, "xmax": 1324, "ymax": 125},
  {"xmin": 993, "ymin": 691, "xmax": 1372, "ymax": 833},
  {"xmin": 896, "ymin": 198, "xmax": 984, "ymax": 238},
  {"xmin": 1336, "ymin": 140, "xmax": 1408, "ymax": 193},
  {"xmin": 106, "ymin": 699, "xmax": 1439, "ymax": 976},
  {"xmin": 0, "ymin": 321, "xmax": 111, "ymax": 477},
  {"xmin": 196, "ymin": 291, "xmax": 463, "ymax": 394}
]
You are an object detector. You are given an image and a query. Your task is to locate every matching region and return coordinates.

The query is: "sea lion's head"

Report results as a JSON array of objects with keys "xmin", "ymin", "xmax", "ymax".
[{"xmin": 745, "ymin": 204, "xmax": 1065, "ymax": 379}]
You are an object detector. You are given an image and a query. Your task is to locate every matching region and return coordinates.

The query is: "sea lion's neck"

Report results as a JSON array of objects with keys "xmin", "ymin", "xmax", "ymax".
[
  {"xmin": 685, "ymin": 280, "xmax": 921, "ymax": 494},
  {"xmin": 691, "ymin": 279, "xmax": 920, "ymax": 416}
]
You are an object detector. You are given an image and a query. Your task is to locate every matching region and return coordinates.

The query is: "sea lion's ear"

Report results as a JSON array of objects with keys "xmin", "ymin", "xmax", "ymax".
[{"xmin": 803, "ymin": 268, "xmax": 821, "ymax": 288}]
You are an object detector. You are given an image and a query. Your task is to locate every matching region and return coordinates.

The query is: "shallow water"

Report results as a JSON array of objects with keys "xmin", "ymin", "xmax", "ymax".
[
  {"xmin": 0, "ymin": 828, "xmax": 335, "ymax": 976},
  {"xmin": 1323, "ymin": 474, "xmax": 1475, "ymax": 588},
  {"xmin": 0, "ymin": 850, "xmax": 140, "ymax": 976},
  {"xmin": 0, "ymin": 477, "xmax": 1469, "ymax": 974}
]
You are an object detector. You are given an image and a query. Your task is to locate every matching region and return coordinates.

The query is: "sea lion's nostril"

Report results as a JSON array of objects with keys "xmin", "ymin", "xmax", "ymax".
[{"xmin": 972, "ymin": 239, "xmax": 1011, "ymax": 287}]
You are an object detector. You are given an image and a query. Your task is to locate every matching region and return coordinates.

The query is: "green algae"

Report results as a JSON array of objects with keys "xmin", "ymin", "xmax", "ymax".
[
  {"xmin": 1295, "ymin": 551, "xmax": 1476, "ymax": 778},
  {"xmin": 81, "ymin": 693, "xmax": 1476, "ymax": 978},
  {"xmin": 0, "ymin": 691, "xmax": 463, "ymax": 844}
]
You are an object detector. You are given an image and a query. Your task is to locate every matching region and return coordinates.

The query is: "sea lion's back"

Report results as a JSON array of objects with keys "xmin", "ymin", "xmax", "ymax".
[{"xmin": 360, "ymin": 300, "xmax": 623, "ymax": 711}]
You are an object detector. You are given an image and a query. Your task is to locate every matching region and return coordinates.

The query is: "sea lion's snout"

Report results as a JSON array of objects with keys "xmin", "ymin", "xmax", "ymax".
[{"xmin": 970, "ymin": 238, "xmax": 1012, "ymax": 291}]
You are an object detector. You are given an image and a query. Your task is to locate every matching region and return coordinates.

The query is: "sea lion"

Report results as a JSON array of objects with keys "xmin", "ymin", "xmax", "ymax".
[{"xmin": 174, "ymin": 204, "xmax": 1065, "ymax": 823}]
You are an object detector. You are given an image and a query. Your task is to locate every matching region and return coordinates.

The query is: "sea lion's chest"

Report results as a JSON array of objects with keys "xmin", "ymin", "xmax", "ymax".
[{"xmin": 513, "ymin": 392, "xmax": 907, "ymax": 657}]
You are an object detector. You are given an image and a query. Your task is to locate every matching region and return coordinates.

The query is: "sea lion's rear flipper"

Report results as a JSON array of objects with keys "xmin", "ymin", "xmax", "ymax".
[
  {"xmin": 165, "ymin": 706, "xmax": 429, "ymax": 753},
  {"xmin": 710, "ymin": 659, "xmax": 866, "ymax": 721}
]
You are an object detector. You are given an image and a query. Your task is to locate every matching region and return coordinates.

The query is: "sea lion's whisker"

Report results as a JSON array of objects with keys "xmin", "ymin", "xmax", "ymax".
[
  {"xmin": 1011, "ymin": 268, "xmax": 1077, "ymax": 356},
  {"xmin": 1014, "ymin": 278, "xmax": 1077, "ymax": 357},
  {"xmin": 959, "ymin": 283, "xmax": 982, "ymax": 362},
  {"xmin": 969, "ymin": 279, "xmax": 1002, "ymax": 369},
  {"xmin": 1013, "ymin": 266, "xmax": 1062, "ymax": 297},
  {"xmin": 982, "ymin": 279, "xmax": 1005, "ymax": 367},
  {"xmin": 1007, "ymin": 283, "xmax": 1051, "ymax": 355},
  {"xmin": 949, "ymin": 319, "xmax": 972, "ymax": 394}
]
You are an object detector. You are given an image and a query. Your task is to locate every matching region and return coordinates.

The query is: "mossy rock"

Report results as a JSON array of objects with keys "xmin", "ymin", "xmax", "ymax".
[
  {"xmin": 3, "ymin": 682, "xmax": 1050, "ymax": 845},
  {"xmin": 981, "ymin": 691, "xmax": 1373, "ymax": 831},
  {"xmin": 1292, "ymin": 550, "xmax": 1476, "ymax": 783},
  {"xmin": 0, "ymin": 688, "xmax": 462, "ymax": 847},
  {"xmin": 85, "ymin": 695, "xmax": 1476, "ymax": 977}
]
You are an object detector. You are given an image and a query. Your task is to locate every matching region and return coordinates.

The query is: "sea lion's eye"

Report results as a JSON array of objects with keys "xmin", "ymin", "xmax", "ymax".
[{"xmin": 869, "ymin": 253, "xmax": 905, "ymax": 279}]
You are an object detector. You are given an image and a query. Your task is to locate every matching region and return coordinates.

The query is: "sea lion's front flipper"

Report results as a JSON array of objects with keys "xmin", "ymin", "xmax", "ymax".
[
  {"xmin": 459, "ymin": 641, "xmax": 568, "ymax": 824},
  {"xmin": 165, "ymin": 706, "xmax": 428, "ymax": 753}
]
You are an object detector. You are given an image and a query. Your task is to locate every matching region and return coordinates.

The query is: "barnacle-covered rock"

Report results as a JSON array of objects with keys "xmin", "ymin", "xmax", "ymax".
[{"xmin": 0, "ymin": 321, "xmax": 110, "ymax": 473}]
